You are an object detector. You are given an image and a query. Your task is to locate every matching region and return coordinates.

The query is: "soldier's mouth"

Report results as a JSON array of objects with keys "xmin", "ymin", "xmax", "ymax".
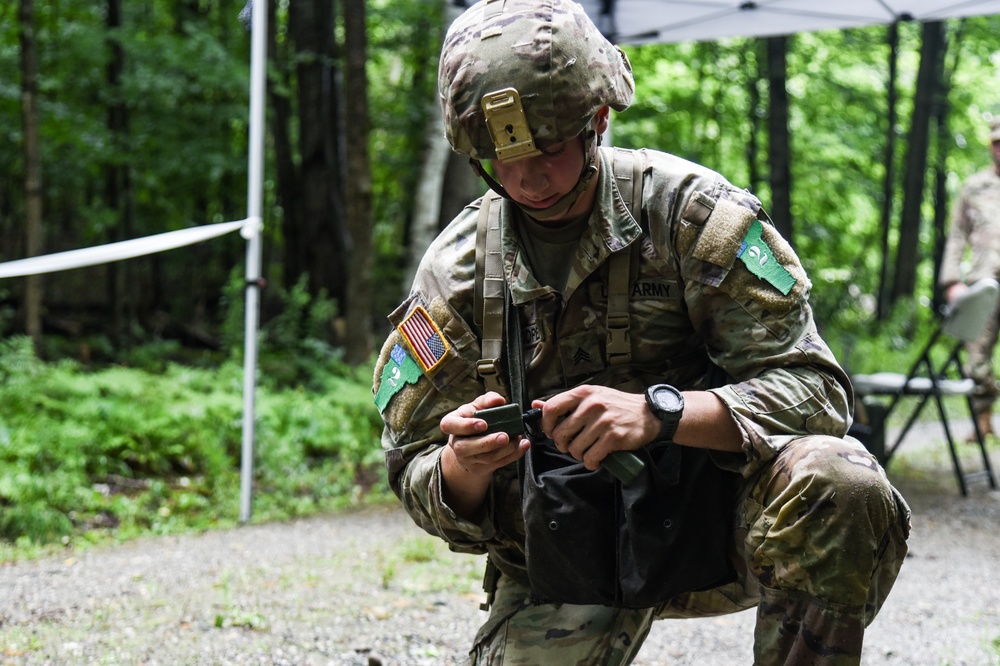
[{"xmin": 522, "ymin": 194, "xmax": 561, "ymax": 209}]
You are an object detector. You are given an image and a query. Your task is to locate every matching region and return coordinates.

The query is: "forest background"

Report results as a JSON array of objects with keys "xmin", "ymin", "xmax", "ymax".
[{"xmin": 1, "ymin": 0, "xmax": 999, "ymax": 552}]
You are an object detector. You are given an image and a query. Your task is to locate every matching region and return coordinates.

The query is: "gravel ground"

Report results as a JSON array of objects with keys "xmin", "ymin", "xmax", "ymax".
[{"xmin": 2, "ymin": 421, "xmax": 1000, "ymax": 666}]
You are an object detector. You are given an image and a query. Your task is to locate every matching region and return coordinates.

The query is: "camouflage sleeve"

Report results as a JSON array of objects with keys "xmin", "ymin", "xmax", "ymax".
[
  {"xmin": 659, "ymin": 182, "xmax": 854, "ymax": 476},
  {"xmin": 939, "ymin": 184, "xmax": 970, "ymax": 288},
  {"xmin": 372, "ymin": 207, "xmax": 498, "ymax": 553}
]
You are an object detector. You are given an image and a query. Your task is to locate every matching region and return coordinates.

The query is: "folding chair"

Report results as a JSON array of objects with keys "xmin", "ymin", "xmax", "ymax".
[{"xmin": 851, "ymin": 277, "xmax": 1000, "ymax": 496}]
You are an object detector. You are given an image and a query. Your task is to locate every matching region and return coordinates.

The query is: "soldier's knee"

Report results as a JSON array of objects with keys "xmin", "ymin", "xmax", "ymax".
[
  {"xmin": 766, "ymin": 435, "xmax": 889, "ymax": 504},
  {"xmin": 747, "ymin": 436, "xmax": 908, "ymax": 606}
]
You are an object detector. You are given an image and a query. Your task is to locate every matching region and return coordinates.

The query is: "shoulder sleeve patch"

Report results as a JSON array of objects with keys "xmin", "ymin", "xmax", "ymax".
[
  {"xmin": 398, "ymin": 304, "xmax": 451, "ymax": 376},
  {"xmin": 737, "ymin": 219, "xmax": 797, "ymax": 295},
  {"xmin": 373, "ymin": 329, "xmax": 432, "ymax": 419},
  {"xmin": 691, "ymin": 197, "xmax": 756, "ymax": 269},
  {"xmin": 374, "ymin": 295, "xmax": 479, "ymax": 437},
  {"xmin": 374, "ymin": 342, "xmax": 423, "ymax": 413}
]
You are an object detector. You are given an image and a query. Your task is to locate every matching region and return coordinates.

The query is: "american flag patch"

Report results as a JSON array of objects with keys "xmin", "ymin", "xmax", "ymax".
[{"xmin": 398, "ymin": 305, "xmax": 450, "ymax": 375}]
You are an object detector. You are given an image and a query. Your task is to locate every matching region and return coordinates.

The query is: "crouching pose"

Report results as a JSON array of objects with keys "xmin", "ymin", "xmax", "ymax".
[{"xmin": 374, "ymin": 1, "xmax": 910, "ymax": 663}]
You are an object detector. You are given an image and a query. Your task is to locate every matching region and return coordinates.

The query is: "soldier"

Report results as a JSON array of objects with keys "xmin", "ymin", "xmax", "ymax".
[
  {"xmin": 373, "ymin": 0, "xmax": 911, "ymax": 663},
  {"xmin": 939, "ymin": 117, "xmax": 1000, "ymax": 441}
]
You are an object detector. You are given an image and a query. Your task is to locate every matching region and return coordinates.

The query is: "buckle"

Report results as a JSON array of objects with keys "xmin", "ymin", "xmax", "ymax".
[{"xmin": 607, "ymin": 313, "xmax": 631, "ymax": 364}]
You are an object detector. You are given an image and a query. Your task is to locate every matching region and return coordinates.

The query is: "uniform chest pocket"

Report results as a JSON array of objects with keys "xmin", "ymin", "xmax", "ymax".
[{"xmin": 583, "ymin": 264, "xmax": 690, "ymax": 367}]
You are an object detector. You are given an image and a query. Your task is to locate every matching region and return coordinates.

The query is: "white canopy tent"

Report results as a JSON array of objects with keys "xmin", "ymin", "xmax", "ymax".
[{"xmin": 575, "ymin": 0, "xmax": 1000, "ymax": 44}]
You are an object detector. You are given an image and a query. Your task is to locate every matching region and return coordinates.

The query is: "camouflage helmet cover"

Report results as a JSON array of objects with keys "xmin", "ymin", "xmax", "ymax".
[{"xmin": 439, "ymin": 0, "xmax": 635, "ymax": 160}]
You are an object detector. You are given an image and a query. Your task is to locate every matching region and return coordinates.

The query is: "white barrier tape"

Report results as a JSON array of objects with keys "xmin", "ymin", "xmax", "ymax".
[{"xmin": 0, "ymin": 219, "xmax": 251, "ymax": 279}]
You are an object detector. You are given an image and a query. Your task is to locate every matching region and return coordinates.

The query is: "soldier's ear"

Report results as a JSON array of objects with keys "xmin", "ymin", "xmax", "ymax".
[{"xmin": 594, "ymin": 106, "xmax": 611, "ymax": 135}]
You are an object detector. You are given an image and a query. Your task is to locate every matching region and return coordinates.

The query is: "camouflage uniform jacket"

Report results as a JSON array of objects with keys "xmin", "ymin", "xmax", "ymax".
[
  {"xmin": 373, "ymin": 146, "xmax": 854, "ymax": 584},
  {"xmin": 940, "ymin": 167, "xmax": 1000, "ymax": 287}
]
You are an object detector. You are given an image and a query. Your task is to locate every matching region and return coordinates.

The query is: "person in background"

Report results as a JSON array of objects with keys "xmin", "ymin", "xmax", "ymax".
[
  {"xmin": 939, "ymin": 117, "xmax": 1000, "ymax": 440},
  {"xmin": 373, "ymin": 1, "xmax": 911, "ymax": 663}
]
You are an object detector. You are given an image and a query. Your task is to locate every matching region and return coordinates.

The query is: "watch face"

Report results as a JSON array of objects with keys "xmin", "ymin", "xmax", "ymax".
[{"xmin": 651, "ymin": 385, "xmax": 683, "ymax": 412}]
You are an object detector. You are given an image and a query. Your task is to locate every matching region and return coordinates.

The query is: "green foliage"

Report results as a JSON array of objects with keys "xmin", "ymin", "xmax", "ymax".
[
  {"xmin": 0, "ymin": 336, "xmax": 388, "ymax": 553},
  {"xmin": 367, "ymin": 0, "xmax": 446, "ymax": 314},
  {"xmin": 616, "ymin": 17, "xmax": 1000, "ymax": 350},
  {"xmin": 0, "ymin": 267, "xmax": 385, "ymax": 555},
  {"xmin": 619, "ymin": 40, "xmax": 757, "ymax": 181},
  {"xmin": 213, "ymin": 569, "xmax": 270, "ymax": 631},
  {"xmin": 828, "ymin": 294, "xmax": 938, "ymax": 375},
  {"xmin": 5, "ymin": 1, "xmax": 1000, "ymax": 561},
  {"xmin": 29, "ymin": 3, "xmax": 251, "ymax": 239},
  {"xmin": 220, "ymin": 270, "xmax": 353, "ymax": 390},
  {"xmin": 1, "ymin": 0, "xmax": 251, "ymax": 332}
]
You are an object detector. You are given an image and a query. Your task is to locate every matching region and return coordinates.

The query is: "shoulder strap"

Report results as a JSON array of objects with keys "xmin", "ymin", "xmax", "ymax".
[
  {"xmin": 613, "ymin": 147, "xmax": 645, "ymax": 223},
  {"xmin": 606, "ymin": 148, "xmax": 644, "ymax": 366},
  {"xmin": 475, "ymin": 190, "xmax": 508, "ymax": 396},
  {"xmin": 474, "ymin": 148, "xmax": 645, "ymax": 387}
]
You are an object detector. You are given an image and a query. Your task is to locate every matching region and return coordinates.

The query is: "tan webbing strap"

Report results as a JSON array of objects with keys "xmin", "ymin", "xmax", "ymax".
[
  {"xmin": 474, "ymin": 193, "xmax": 490, "ymax": 329},
  {"xmin": 606, "ymin": 250, "xmax": 631, "ymax": 365},
  {"xmin": 612, "ymin": 147, "xmax": 641, "ymax": 222},
  {"xmin": 630, "ymin": 149, "xmax": 643, "ymax": 218},
  {"xmin": 475, "ymin": 191, "xmax": 507, "ymax": 394},
  {"xmin": 605, "ymin": 149, "xmax": 643, "ymax": 366}
]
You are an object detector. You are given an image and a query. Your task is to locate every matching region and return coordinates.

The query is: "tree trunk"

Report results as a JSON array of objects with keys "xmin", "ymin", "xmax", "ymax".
[
  {"xmin": 765, "ymin": 35, "xmax": 792, "ymax": 242},
  {"xmin": 342, "ymin": 0, "xmax": 374, "ymax": 364},
  {"xmin": 404, "ymin": 1, "xmax": 476, "ymax": 295},
  {"xmin": 931, "ymin": 20, "xmax": 962, "ymax": 310},
  {"xmin": 892, "ymin": 21, "xmax": 945, "ymax": 303},
  {"xmin": 18, "ymin": 0, "xmax": 43, "ymax": 347},
  {"xmin": 405, "ymin": 107, "xmax": 452, "ymax": 293},
  {"xmin": 105, "ymin": 0, "xmax": 134, "ymax": 346},
  {"xmin": 288, "ymin": 0, "xmax": 348, "ymax": 303},
  {"xmin": 747, "ymin": 41, "xmax": 762, "ymax": 195},
  {"xmin": 267, "ymin": 0, "xmax": 302, "ymax": 292},
  {"xmin": 440, "ymin": 152, "xmax": 481, "ymax": 229},
  {"xmin": 876, "ymin": 22, "xmax": 900, "ymax": 321}
]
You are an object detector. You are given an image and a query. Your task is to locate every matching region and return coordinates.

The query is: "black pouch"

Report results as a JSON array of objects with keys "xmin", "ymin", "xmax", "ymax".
[{"xmin": 522, "ymin": 439, "xmax": 737, "ymax": 608}]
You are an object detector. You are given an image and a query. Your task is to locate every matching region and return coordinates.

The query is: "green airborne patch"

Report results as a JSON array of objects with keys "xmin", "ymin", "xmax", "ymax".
[
  {"xmin": 374, "ymin": 343, "xmax": 422, "ymax": 413},
  {"xmin": 737, "ymin": 220, "xmax": 796, "ymax": 295}
]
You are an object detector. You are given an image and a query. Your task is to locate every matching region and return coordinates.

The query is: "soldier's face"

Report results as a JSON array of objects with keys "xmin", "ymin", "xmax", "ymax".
[{"xmin": 489, "ymin": 135, "xmax": 590, "ymax": 221}]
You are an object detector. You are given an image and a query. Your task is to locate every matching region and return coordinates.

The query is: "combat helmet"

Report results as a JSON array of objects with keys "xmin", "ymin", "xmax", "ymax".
[{"xmin": 438, "ymin": 0, "xmax": 635, "ymax": 218}]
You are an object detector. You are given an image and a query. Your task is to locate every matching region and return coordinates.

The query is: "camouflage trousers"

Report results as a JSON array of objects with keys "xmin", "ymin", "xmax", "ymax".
[
  {"xmin": 469, "ymin": 435, "xmax": 911, "ymax": 666},
  {"xmin": 965, "ymin": 299, "xmax": 1000, "ymax": 414}
]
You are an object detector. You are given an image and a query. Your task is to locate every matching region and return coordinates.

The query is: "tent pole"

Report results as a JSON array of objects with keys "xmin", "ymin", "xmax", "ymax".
[{"xmin": 240, "ymin": 0, "xmax": 268, "ymax": 524}]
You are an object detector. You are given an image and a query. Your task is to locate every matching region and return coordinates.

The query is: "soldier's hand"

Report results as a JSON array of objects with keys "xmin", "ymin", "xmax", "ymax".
[
  {"xmin": 946, "ymin": 282, "xmax": 969, "ymax": 304},
  {"xmin": 536, "ymin": 385, "xmax": 658, "ymax": 471},
  {"xmin": 440, "ymin": 392, "xmax": 530, "ymax": 478},
  {"xmin": 439, "ymin": 392, "xmax": 530, "ymax": 520}
]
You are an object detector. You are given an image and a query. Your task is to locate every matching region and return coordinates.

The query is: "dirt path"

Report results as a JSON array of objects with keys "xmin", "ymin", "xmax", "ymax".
[{"xmin": 2, "ymin": 422, "xmax": 999, "ymax": 665}]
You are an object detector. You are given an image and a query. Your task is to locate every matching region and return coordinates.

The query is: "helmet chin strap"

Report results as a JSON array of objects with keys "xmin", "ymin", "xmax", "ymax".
[{"xmin": 472, "ymin": 119, "xmax": 602, "ymax": 222}]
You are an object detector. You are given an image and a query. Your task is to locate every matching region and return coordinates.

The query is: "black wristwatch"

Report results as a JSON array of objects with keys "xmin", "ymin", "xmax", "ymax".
[{"xmin": 644, "ymin": 384, "xmax": 684, "ymax": 443}]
